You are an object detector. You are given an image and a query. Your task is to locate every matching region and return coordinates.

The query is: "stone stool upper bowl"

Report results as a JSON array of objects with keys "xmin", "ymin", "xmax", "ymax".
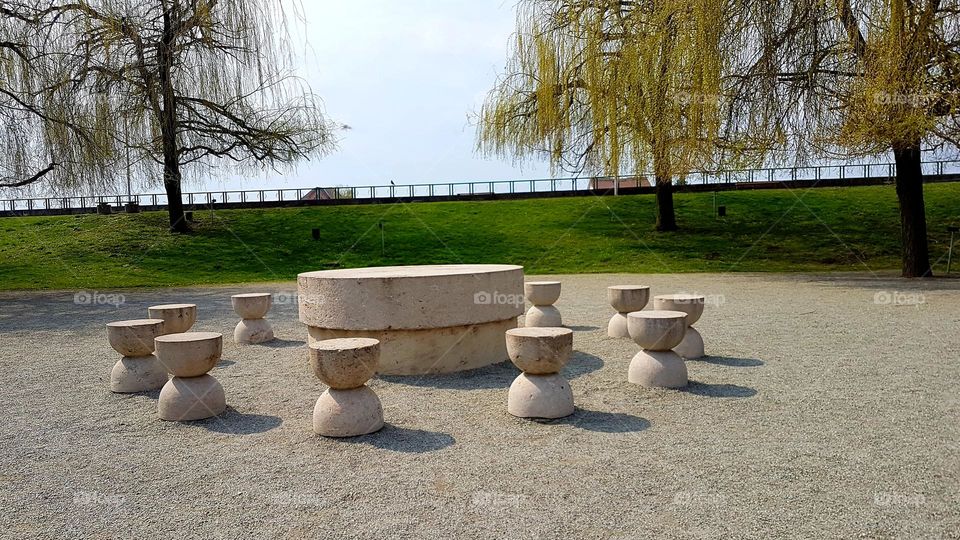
[
  {"xmin": 608, "ymin": 285, "xmax": 650, "ymax": 313},
  {"xmin": 155, "ymin": 332, "xmax": 223, "ymax": 377},
  {"xmin": 309, "ymin": 338, "xmax": 380, "ymax": 390},
  {"xmin": 232, "ymin": 293, "xmax": 272, "ymax": 319},
  {"xmin": 627, "ymin": 311, "xmax": 688, "ymax": 351},
  {"xmin": 505, "ymin": 327, "xmax": 574, "ymax": 375},
  {"xmin": 524, "ymin": 281, "xmax": 561, "ymax": 306},
  {"xmin": 148, "ymin": 303, "xmax": 197, "ymax": 335},
  {"xmin": 107, "ymin": 319, "xmax": 166, "ymax": 357},
  {"xmin": 653, "ymin": 294, "xmax": 705, "ymax": 325}
]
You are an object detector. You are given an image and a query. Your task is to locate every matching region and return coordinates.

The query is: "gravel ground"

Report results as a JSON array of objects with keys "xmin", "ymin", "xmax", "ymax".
[{"xmin": 0, "ymin": 272, "xmax": 958, "ymax": 539}]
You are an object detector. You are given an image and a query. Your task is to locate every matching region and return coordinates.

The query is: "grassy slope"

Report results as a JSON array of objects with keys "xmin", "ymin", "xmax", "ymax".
[{"xmin": 1, "ymin": 183, "xmax": 958, "ymax": 290}]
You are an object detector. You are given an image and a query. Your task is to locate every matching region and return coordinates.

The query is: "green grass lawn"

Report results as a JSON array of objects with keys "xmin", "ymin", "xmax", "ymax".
[{"xmin": 1, "ymin": 183, "xmax": 958, "ymax": 290}]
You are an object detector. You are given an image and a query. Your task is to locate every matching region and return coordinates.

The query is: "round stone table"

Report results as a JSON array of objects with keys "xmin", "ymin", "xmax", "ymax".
[{"xmin": 298, "ymin": 264, "xmax": 524, "ymax": 375}]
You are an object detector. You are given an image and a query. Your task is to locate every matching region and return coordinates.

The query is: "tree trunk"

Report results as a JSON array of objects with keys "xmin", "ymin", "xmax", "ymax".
[
  {"xmin": 893, "ymin": 142, "xmax": 932, "ymax": 277},
  {"xmin": 655, "ymin": 176, "xmax": 677, "ymax": 231},
  {"xmin": 159, "ymin": 4, "xmax": 190, "ymax": 233}
]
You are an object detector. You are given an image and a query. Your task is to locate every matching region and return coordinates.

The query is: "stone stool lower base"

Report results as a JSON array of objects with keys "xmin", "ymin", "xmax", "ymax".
[
  {"xmin": 507, "ymin": 373, "xmax": 574, "ymax": 419},
  {"xmin": 525, "ymin": 305, "xmax": 562, "ymax": 328},
  {"xmin": 629, "ymin": 350, "xmax": 688, "ymax": 388},
  {"xmin": 235, "ymin": 319, "xmax": 274, "ymax": 345},
  {"xmin": 675, "ymin": 327, "xmax": 705, "ymax": 359},
  {"xmin": 158, "ymin": 375, "xmax": 226, "ymax": 421},
  {"xmin": 313, "ymin": 386, "xmax": 384, "ymax": 437},
  {"xmin": 607, "ymin": 312, "xmax": 630, "ymax": 338},
  {"xmin": 111, "ymin": 355, "xmax": 168, "ymax": 393}
]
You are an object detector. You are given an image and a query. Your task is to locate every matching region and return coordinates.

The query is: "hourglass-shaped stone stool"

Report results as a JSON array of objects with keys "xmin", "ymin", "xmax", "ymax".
[
  {"xmin": 627, "ymin": 311, "xmax": 689, "ymax": 388},
  {"xmin": 524, "ymin": 281, "xmax": 562, "ymax": 327},
  {"xmin": 310, "ymin": 338, "xmax": 384, "ymax": 437},
  {"xmin": 107, "ymin": 319, "xmax": 169, "ymax": 393},
  {"xmin": 653, "ymin": 294, "xmax": 706, "ymax": 359},
  {"xmin": 147, "ymin": 303, "xmax": 197, "ymax": 335},
  {"xmin": 155, "ymin": 332, "xmax": 226, "ymax": 421},
  {"xmin": 232, "ymin": 293, "xmax": 274, "ymax": 344},
  {"xmin": 505, "ymin": 327, "xmax": 575, "ymax": 419},
  {"xmin": 607, "ymin": 286, "xmax": 650, "ymax": 338}
]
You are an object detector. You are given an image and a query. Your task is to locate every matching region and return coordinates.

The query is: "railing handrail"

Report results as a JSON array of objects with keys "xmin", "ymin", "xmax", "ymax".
[{"xmin": 2, "ymin": 159, "xmax": 958, "ymax": 210}]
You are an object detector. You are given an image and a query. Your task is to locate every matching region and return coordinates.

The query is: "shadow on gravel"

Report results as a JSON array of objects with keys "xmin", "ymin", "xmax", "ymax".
[
  {"xmin": 567, "ymin": 325, "xmax": 600, "ymax": 332},
  {"xmin": 194, "ymin": 408, "xmax": 283, "ymax": 435},
  {"xmin": 559, "ymin": 409, "xmax": 650, "ymax": 433},
  {"xmin": 346, "ymin": 425, "xmax": 455, "ymax": 453},
  {"xmin": 260, "ymin": 338, "xmax": 306, "ymax": 349},
  {"xmin": 215, "ymin": 359, "xmax": 236, "ymax": 368},
  {"xmin": 381, "ymin": 352, "xmax": 603, "ymax": 390},
  {"xmin": 683, "ymin": 381, "xmax": 757, "ymax": 398},
  {"xmin": 698, "ymin": 356, "xmax": 764, "ymax": 368}
]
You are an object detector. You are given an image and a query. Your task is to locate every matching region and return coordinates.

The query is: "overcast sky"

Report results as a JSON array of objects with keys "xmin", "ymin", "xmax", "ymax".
[{"xmin": 209, "ymin": 0, "xmax": 551, "ymax": 192}]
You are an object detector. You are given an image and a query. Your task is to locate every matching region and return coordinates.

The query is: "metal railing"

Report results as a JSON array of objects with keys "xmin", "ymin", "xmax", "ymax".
[{"xmin": 3, "ymin": 159, "xmax": 959, "ymax": 214}]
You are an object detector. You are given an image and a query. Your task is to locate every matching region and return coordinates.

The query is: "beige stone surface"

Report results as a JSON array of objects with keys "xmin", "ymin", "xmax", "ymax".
[
  {"xmin": 232, "ymin": 293, "xmax": 272, "ymax": 320},
  {"xmin": 110, "ymin": 355, "xmax": 169, "ymax": 393},
  {"xmin": 313, "ymin": 386, "xmax": 384, "ymax": 437},
  {"xmin": 298, "ymin": 264, "xmax": 524, "ymax": 330},
  {"xmin": 628, "ymin": 350, "xmax": 688, "ymax": 389},
  {"xmin": 524, "ymin": 281, "xmax": 561, "ymax": 306},
  {"xmin": 607, "ymin": 285, "xmax": 650, "ymax": 313},
  {"xmin": 525, "ymin": 305, "xmax": 563, "ymax": 328},
  {"xmin": 307, "ymin": 318, "xmax": 517, "ymax": 376},
  {"xmin": 627, "ymin": 311, "xmax": 688, "ymax": 351},
  {"xmin": 309, "ymin": 338, "xmax": 380, "ymax": 389},
  {"xmin": 507, "ymin": 373, "xmax": 575, "ymax": 419},
  {"xmin": 106, "ymin": 319, "xmax": 165, "ymax": 357},
  {"xmin": 675, "ymin": 326, "xmax": 705, "ymax": 359},
  {"xmin": 147, "ymin": 304, "xmax": 197, "ymax": 335},
  {"xmin": 154, "ymin": 332, "xmax": 222, "ymax": 377},
  {"xmin": 653, "ymin": 294, "xmax": 705, "ymax": 326},
  {"xmin": 505, "ymin": 327, "xmax": 573, "ymax": 375},
  {"xmin": 234, "ymin": 318, "xmax": 275, "ymax": 345},
  {"xmin": 158, "ymin": 375, "xmax": 226, "ymax": 421}
]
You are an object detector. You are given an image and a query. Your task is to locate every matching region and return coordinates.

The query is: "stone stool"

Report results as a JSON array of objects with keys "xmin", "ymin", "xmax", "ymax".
[
  {"xmin": 309, "ymin": 338, "xmax": 384, "ymax": 437},
  {"xmin": 607, "ymin": 285, "xmax": 650, "ymax": 338},
  {"xmin": 627, "ymin": 311, "xmax": 689, "ymax": 388},
  {"xmin": 231, "ymin": 293, "xmax": 274, "ymax": 344},
  {"xmin": 155, "ymin": 332, "xmax": 226, "ymax": 421},
  {"xmin": 653, "ymin": 294, "xmax": 706, "ymax": 359},
  {"xmin": 505, "ymin": 327, "xmax": 575, "ymax": 419},
  {"xmin": 147, "ymin": 303, "xmax": 197, "ymax": 335},
  {"xmin": 107, "ymin": 319, "xmax": 168, "ymax": 393},
  {"xmin": 524, "ymin": 281, "xmax": 562, "ymax": 327}
]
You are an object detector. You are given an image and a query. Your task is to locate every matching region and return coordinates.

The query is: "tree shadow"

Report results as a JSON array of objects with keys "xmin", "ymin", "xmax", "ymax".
[
  {"xmin": 698, "ymin": 356, "xmax": 764, "ymax": 368},
  {"xmin": 682, "ymin": 381, "xmax": 757, "ymax": 398},
  {"xmin": 381, "ymin": 351, "xmax": 603, "ymax": 390},
  {"xmin": 193, "ymin": 408, "xmax": 283, "ymax": 435},
  {"xmin": 553, "ymin": 409, "xmax": 650, "ymax": 433},
  {"xmin": 343, "ymin": 425, "xmax": 455, "ymax": 453},
  {"xmin": 261, "ymin": 338, "xmax": 306, "ymax": 349}
]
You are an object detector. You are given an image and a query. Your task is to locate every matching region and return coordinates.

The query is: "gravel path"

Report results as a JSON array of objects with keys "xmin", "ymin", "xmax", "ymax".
[{"xmin": 0, "ymin": 272, "xmax": 958, "ymax": 539}]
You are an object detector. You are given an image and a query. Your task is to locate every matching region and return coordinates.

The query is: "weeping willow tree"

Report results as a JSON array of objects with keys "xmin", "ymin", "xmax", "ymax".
[
  {"xmin": 10, "ymin": 0, "xmax": 337, "ymax": 232},
  {"xmin": 0, "ymin": 3, "xmax": 116, "ymax": 191},
  {"xmin": 745, "ymin": 0, "xmax": 960, "ymax": 277},
  {"xmin": 479, "ymin": 0, "xmax": 759, "ymax": 231}
]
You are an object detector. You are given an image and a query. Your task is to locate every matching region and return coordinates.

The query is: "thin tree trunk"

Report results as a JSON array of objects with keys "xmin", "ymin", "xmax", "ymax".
[
  {"xmin": 893, "ymin": 142, "xmax": 932, "ymax": 277},
  {"xmin": 655, "ymin": 176, "xmax": 677, "ymax": 231},
  {"xmin": 159, "ymin": 3, "xmax": 189, "ymax": 233}
]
